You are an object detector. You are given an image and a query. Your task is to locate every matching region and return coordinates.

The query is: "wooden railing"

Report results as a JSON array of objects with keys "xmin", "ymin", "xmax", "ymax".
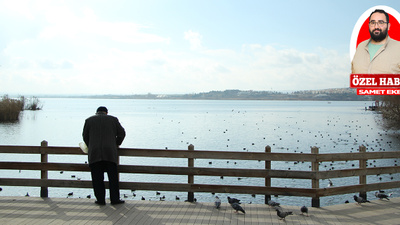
[{"xmin": 0, "ymin": 140, "xmax": 399, "ymax": 207}]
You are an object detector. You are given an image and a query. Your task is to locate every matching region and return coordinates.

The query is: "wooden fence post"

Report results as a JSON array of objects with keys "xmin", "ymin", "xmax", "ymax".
[
  {"xmin": 359, "ymin": 145, "xmax": 367, "ymax": 200},
  {"xmin": 187, "ymin": 144, "xmax": 194, "ymax": 202},
  {"xmin": 311, "ymin": 146, "xmax": 320, "ymax": 207},
  {"xmin": 40, "ymin": 140, "xmax": 48, "ymax": 198},
  {"xmin": 117, "ymin": 150, "xmax": 120, "ymax": 185},
  {"xmin": 265, "ymin": 145, "xmax": 271, "ymax": 204}
]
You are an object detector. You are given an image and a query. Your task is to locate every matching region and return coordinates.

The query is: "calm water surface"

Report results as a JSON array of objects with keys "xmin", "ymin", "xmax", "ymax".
[{"xmin": 0, "ymin": 98, "xmax": 399, "ymax": 206}]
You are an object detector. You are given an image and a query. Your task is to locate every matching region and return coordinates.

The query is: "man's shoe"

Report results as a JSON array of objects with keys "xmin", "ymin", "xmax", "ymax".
[
  {"xmin": 111, "ymin": 200, "xmax": 125, "ymax": 205},
  {"xmin": 95, "ymin": 201, "xmax": 106, "ymax": 205}
]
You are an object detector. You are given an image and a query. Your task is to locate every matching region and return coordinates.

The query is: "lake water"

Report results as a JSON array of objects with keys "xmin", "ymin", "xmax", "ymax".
[{"xmin": 0, "ymin": 98, "xmax": 399, "ymax": 207}]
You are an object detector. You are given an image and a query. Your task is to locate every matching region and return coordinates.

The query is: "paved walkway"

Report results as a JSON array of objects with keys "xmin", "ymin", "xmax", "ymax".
[{"xmin": 0, "ymin": 196, "xmax": 399, "ymax": 224}]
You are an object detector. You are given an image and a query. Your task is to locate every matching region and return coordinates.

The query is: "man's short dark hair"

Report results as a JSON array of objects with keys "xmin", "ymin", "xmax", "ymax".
[
  {"xmin": 370, "ymin": 9, "xmax": 389, "ymax": 23},
  {"xmin": 96, "ymin": 106, "xmax": 108, "ymax": 113}
]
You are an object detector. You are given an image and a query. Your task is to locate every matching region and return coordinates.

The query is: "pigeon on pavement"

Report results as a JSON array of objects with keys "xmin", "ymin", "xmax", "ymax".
[
  {"xmin": 227, "ymin": 196, "xmax": 241, "ymax": 204},
  {"xmin": 354, "ymin": 195, "xmax": 370, "ymax": 205},
  {"xmin": 275, "ymin": 207, "xmax": 293, "ymax": 220},
  {"xmin": 300, "ymin": 205, "xmax": 308, "ymax": 216},
  {"xmin": 375, "ymin": 191, "xmax": 392, "ymax": 200},
  {"xmin": 230, "ymin": 202, "xmax": 245, "ymax": 214},
  {"xmin": 215, "ymin": 196, "xmax": 221, "ymax": 209},
  {"xmin": 267, "ymin": 200, "xmax": 280, "ymax": 207}
]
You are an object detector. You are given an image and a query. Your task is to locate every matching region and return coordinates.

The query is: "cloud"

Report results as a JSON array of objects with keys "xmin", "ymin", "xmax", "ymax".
[
  {"xmin": 184, "ymin": 30, "xmax": 203, "ymax": 50},
  {"xmin": 0, "ymin": 0, "xmax": 37, "ymax": 20},
  {"xmin": 1, "ymin": 39, "xmax": 350, "ymax": 95},
  {"xmin": 0, "ymin": 2, "xmax": 351, "ymax": 95},
  {"xmin": 38, "ymin": 7, "xmax": 169, "ymax": 45},
  {"xmin": 38, "ymin": 59, "xmax": 74, "ymax": 70}
]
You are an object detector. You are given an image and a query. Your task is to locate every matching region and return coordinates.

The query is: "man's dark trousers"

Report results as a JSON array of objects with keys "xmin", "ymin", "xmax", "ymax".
[{"xmin": 90, "ymin": 161, "xmax": 120, "ymax": 203}]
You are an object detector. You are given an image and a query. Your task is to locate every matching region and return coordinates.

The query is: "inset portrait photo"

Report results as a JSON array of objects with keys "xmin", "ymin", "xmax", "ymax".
[{"xmin": 350, "ymin": 6, "xmax": 400, "ymax": 74}]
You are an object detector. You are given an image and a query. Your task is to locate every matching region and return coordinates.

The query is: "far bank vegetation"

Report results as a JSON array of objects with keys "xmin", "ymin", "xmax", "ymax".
[
  {"xmin": 379, "ymin": 96, "xmax": 400, "ymax": 130},
  {"xmin": 0, "ymin": 95, "xmax": 42, "ymax": 122}
]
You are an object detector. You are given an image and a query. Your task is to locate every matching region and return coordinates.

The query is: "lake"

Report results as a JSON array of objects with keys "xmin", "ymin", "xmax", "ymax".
[{"xmin": 0, "ymin": 98, "xmax": 399, "ymax": 206}]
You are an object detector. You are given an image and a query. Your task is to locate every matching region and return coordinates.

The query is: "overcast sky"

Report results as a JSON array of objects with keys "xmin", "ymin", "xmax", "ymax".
[{"xmin": 1, "ymin": 0, "xmax": 399, "ymax": 95}]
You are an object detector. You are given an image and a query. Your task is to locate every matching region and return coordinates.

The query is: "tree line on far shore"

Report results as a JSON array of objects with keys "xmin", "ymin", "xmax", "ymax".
[
  {"xmin": 379, "ymin": 96, "xmax": 400, "ymax": 130},
  {"xmin": 0, "ymin": 95, "xmax": 42, "ymax": 122}
]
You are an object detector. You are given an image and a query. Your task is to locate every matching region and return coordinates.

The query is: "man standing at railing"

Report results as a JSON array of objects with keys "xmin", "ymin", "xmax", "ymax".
[{"xmin": 83, "ymin": 106, "xmax": 126, "ymax": 205}]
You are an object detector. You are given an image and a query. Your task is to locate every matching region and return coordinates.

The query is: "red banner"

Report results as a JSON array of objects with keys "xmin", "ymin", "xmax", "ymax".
[{"xmin": 350, "ymin": 74, "xmax": 400, "ymax": 88}]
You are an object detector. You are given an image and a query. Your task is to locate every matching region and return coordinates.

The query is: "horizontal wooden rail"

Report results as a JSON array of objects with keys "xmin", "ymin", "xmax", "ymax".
[
  {"xmin": 317, "ymin": 166, "xmax": 400, "ymax": 179},
  {"xmin": 0, "ymin": 141, "xmax": 399, "ymax": 207},
  {"xmin": 2, "ymin": 162, "xmax": 397, "ymax": 180},
  {"xmin": 316, "ymin": 181, "xmax": 400, "ymax": 197},
  {"xmin": 0, "ymin": 162, "xmax": 90, "ymax": 172},
  {"xmin": 0, "ymin": 178, "xmax": 318, "ymax": 197},
  {"xmin": 1, "ymin": 145, "xmax": 398, "ymax": 161}
]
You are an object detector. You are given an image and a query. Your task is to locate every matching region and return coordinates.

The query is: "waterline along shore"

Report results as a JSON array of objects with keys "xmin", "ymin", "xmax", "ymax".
[{"xmin": 34, "ymin": 88, "xmax": 371, "ymax": 101}]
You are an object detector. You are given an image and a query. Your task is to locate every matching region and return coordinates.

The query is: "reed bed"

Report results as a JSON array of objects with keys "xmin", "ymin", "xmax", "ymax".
[{"xmin": 0, "ymin": 95, "xmax": 25, "ymax": 122}]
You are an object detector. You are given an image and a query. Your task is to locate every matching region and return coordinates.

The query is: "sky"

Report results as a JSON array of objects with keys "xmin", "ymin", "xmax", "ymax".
[{"xmin": 0, "ymin": 0, "xmax": 399, "ymax": 95}]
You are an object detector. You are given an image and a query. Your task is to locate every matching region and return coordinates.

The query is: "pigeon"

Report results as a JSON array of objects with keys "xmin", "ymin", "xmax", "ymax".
[
  {"xmin": 300, "ymin": 205, "xmax": 308, "ymax": 216},
  {"xmin": 227, "ymin": 196, "xmax": 241, "ymax": 204},
  {"xmin": 231, "ymin": 202, "xmax": 245, "ymax": 214},
  {"xmin": 354, "ymin": 195, "xmax": 370, "ymax": 205},
  {"xmin": 275, "ymin": 207, "xmax": 293, "ymax": 220},
  {"xmin": 375, "ymin": 191, "xmax": 392, "ymax": 200},
  {"xmin": 267, "ymin": 200, "xmax": 280, "ymax": 207},
  {"xmin": 215, "ymin": 196, "xmax": 221, "ymax": 209}
]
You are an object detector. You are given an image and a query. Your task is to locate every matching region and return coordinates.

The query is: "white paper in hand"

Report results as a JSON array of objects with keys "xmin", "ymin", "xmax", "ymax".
[{"xmin": 79, "ymin": 142, "xmax": 88, "ymax": 154}]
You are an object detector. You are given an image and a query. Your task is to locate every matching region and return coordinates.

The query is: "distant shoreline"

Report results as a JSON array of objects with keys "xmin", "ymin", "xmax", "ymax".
[{"xmin": 32, "ymin": 88, "xmax": 374, "ymax": 101}]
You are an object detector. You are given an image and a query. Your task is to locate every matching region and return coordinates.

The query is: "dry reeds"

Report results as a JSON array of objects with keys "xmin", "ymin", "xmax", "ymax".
[
  {"xmin": 0, "ymin": 95, "xmax": 25, "ymax": 122},
  {"xmin": 25, "ymin": 96, "xmax": 42, "ymax": 110}
]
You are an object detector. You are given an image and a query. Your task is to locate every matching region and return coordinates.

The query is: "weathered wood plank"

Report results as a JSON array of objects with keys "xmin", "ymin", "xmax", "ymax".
[
  {"xmin": 119, "ymin": 148, "xmax": 318, "ymax": 161},
  {"xmin": 1, "ymin": 145, "xmax": 398, "ymax": 161},
  {"xmin": 316, "ymin": 181, "xmax": 400, "ymax": 197},
  {"xmin": 317, "ymin": 166, "xmax": 400, "ymax": 179},
  {"xmin": 0, "ymin": 161, "xmax": 307, "ymax": 179},
  {"xmin": 0, "ymin": 145, "xmax": 41, "ymax": 154},
  {"xmin": 0, "ymin": 178, "xmax": 93, "ymax": 188},
  {"xmin": 0, "ymin": 178, "xmax": 317, "ymax": 197},
  {"xmin": 0, "ymin": 162, "xmax": 90, "ymax": 172},
  {"xmin": 0, "ymin": 162, "xmax": 318, "ymax": 179},
  {"xmin": 119, "ymin": 165, "xmax": 316, "ymax": 179},
  {"xmin": 317, "ymin": 151, "xmax": 400, "ymax": 161}
]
